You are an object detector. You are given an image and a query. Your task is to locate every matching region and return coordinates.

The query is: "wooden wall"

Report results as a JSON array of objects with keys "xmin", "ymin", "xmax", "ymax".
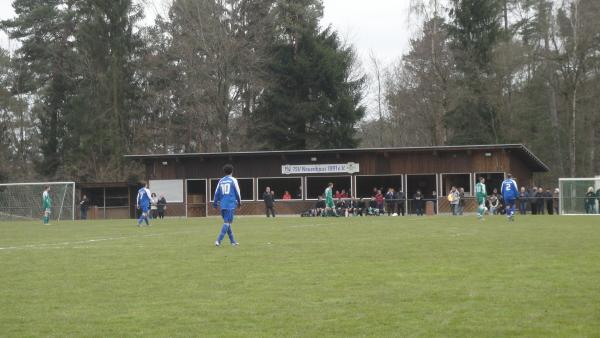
[
  {"xmin": 136, "ymin": 148, "xmax": 543, "ymax": 217},
  {"xmin": 145, "ymin": 149, "xmax": 514, "ymax": 180}
]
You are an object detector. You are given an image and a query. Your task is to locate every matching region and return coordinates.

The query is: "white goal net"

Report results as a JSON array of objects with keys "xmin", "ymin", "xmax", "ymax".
[
  {"xmin": 0, "ymin": 182, "xmax": 76, "ymax": 221},
  {"xmin": 558, "ymin": 177, "xmax": 600, "ymax": 215}
]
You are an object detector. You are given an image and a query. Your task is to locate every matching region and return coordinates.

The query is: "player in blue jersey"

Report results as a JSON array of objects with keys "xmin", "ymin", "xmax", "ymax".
[
  {"xmin": 136, "ymin": 182, "xmax": 152, "ymax": 227},
  {"xmin": 501, "ymin": 173, "xmax": 519, "ymax": 221},
  {"xmin": 213, "ymin": 164, "xmax": 241, "ymax": 247}
]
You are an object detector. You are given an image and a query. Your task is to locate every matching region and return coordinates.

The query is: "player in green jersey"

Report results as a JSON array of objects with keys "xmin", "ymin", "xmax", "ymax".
[
  {"xmin": 475, "ymin": 177, "xmax": 487, "ymax": 220},
  {"xmin": 42, "ymin": 185, "xmax": 52, "ymax": 224},
  {"xmin": 324, "ymin": 182, "xmax": 335, "ymax": 216}
]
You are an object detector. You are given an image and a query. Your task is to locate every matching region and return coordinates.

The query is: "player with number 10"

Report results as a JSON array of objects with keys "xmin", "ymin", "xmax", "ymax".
[{"xmin": 213, "ymin": 164, "xmax": 241, "ymax": 247}]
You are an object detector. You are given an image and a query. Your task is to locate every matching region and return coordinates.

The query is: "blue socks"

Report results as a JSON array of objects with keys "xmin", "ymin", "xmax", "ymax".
[
  {"xmin": 217, "ymin": 223, "xmax": 236, "ymax": 244},
  {"xmin": 138, "ymin": 214, "xmax": 150, "ymax": 226}
]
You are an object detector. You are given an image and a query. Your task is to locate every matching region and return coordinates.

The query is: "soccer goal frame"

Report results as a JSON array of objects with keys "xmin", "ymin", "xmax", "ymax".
[
  {"xmin": 0, "ymin": 182, "xmax": 76, "ymax": 221},
  {"xmin": 558, "ymin": 177, "xmax": 600, "ymax": 216}
]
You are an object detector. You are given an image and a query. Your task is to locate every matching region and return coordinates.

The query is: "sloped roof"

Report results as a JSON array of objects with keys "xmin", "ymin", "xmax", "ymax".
[{"xmin": 125, "ymin": 144, "xmax": 550, "ymax": 172}]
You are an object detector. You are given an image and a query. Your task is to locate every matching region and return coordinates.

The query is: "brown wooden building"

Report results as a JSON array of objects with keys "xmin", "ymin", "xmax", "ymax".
[
  {"xmin": 77, "ymin": 182, "xmax": 141, "ymax": 219},
  {"xmin": 125, "ymin": 144, "xmax": 549, "ymax": 216}
]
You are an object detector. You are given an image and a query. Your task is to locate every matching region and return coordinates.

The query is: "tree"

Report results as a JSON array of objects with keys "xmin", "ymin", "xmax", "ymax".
[
  {"xmin": 446, "ymin": 0, "xmax": 503, "ymax": 144},
  {"xmin": 0, "ymin": 48, "xmax": 37, "ymax": 182},
  {"xmin": 146, "ymin": 0, "xmax": 275, "ymax": 153},
  {"xmin": 384, "ymin": 17, "xmax": 453, "ymax": 146},
  {"xmin": 1, "ymin": 0, "xmax": 80, "ymax": 178},
  {"xmin": 71, "ymin": 0, "xmax": 145, "ymax": 180},
  {"xmin": 251, "ymin": 0, "xmax": 366, "ymax": 150},
  {"xmin": 554, "ymin": 0, "xmax": 600, "ymax": 177}
]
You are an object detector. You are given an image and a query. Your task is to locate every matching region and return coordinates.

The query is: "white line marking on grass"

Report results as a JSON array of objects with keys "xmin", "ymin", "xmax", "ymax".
[{"xmin": 0, "ymin": 230, "xmax": 206, "ymax": 251}]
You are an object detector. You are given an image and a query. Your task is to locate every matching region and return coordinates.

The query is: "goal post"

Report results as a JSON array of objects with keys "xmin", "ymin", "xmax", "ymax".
[
  {"xmin": 0, "ymin": 182, "xmax": 76, "ymax": 222},
  {"xmin": 558, "ymin": 177, "xmax": 600, "ymax": 215}
]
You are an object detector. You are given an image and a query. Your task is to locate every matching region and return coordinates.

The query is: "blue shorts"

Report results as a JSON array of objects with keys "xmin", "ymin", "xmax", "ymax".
[
  {"xmin": 504, "ymin": 199, "xmax": 516, "ymax": 207},
  {"xmin": 221, "ymin": 209, "xmax": 235, "ymax": 223},
  {"xmin": 140, "ymin": 204, "xmax": 150, "ymax": 213}
]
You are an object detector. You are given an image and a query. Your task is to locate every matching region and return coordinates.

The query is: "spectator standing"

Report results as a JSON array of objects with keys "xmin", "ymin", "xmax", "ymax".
[
  {"xmin": 374, "ymin": 190, "xmax": 384, "ymax": 214},
  {"xmin": 263, "ymin": 187, "xmax": 276, "ymax": 217},
  {"xmin": 535, "ymin": 187, "xmax": 545, "ymax": 215},
  {"xmin": 79, "ymin": 194, "xmax": 89, "ymax": 220},
  {"xmin": 385, "ymin": 188, "xmax": 396, "ymax": 216},
  {"xmin": 585, "ymin": 187, "xmax": 596, "ymax": 214},
  {"xmin": 597, "ymin": 188, "xmax": 600, "ymax": 214},
  {"xmin": 150, "ymin": 193, "xmax": 158, "ymax": 219},
  {"xmin": 157, "ymin": 194, "xmax": 167, "ymax": 219},
  {"xmin": 414, "ymin": 190, "xmax": 424, "ymax": 216},
  {"xmin": 553, "ymin": 188, "xmax": 560, "ymax": 215},
  {"xmin": 396, "ymin": 190, "xmax": 406, "ymax": 216},
  {"xmin": 282, "ymin": 190, "xmax": 292, "ymax": 200},
  {"xmin": 448, "ymin": 186, "xmax": 459, "ymax": 215},
  {"xmin": 431, "ymin": 190, "xmax": 438, "ymax": 214},
  {"xmin": 531, "ymin": 187, "xmax": 539, "ymax": 215},
  {"xmin": 458, "ymin": 187, "xmax": 465, "ymax": 215},
  {"xmin": 545, "ymin": 189, "xmax": 554, "ymax": 215},
  {"xmin": 518, "ymin": 187, "xmax": 528, "ymax": 215}
]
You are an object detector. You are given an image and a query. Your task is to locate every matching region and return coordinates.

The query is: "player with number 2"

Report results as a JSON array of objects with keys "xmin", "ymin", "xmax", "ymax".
[{"xmin": 501, "ymin": 173, "xmax": 519, "ymax": 221}]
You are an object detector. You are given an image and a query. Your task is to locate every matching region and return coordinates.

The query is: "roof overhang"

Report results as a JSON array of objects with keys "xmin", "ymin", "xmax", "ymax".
[{"xmin": 125, "ymin": 144, "xmax": 550, "ymax": 172}]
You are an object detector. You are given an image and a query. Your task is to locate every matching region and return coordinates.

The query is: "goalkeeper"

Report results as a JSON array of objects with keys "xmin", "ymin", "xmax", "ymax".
[
  {"xmin": 475, "ymin": 177, "xmax": 487, "ymax": 220},
  {"xmin": 42, "ymin": 185, "xmax": 52, "ymax": 224}
]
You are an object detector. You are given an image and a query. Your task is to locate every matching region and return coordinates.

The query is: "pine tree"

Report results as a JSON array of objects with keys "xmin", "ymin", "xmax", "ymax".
[
  {"xmin": 252, "ymin": 0, "xmax": 365, "ymax": 150},
  {"xmin": 72, "ymin": 0, "xmax": 144, "ymax": 180},
  {"xmin": 1, "ymin": 0, "xmax": 79, "ymax": 178},
  {"xmin": 445, "ymin": 0, "xmax": 503, "ymax": 144}
]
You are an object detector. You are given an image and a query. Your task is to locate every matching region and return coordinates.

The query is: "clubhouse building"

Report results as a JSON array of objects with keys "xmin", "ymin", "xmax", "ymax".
[{"xmin": 118, "ymin": 144, "xmax": 549, "ymax": 217}]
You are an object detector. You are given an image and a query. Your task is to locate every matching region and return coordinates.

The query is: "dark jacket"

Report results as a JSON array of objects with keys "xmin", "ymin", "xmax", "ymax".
[
  {"xmin": 396, "ymin": 191, "xmax": 405, "ymax": 201},
  {"xmin": 157, "ymin": 197, "xmax": 167, "ymax": 212},
  {"xmin": 263, "ymin": 191, "xmax": 275, "ymax": 208},
  {"xmin": 385, "ymin": 191, "xmax": 395, "ymax": 203},
  {"xmin": 414, "ymin": 193, "xmax": 424, "ymax": 208},
  {"xmin": 79, "ymin": 197, "xmax": 89, "ymax": 210}
]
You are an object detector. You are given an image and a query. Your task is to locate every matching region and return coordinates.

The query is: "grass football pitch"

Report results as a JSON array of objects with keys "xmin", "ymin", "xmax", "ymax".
[{"xmin": 1, "ymin": 215, "xmax": 599, "ymax": 337}]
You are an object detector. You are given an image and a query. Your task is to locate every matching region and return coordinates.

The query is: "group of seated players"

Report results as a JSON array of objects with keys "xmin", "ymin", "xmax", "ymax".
[{"xmin": 303, "ymin": 196, "xmax": 386, "ymax": 217}]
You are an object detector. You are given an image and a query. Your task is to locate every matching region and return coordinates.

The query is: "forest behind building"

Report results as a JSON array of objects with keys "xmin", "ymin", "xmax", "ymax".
[{"xmin": 0, "ymin": 0, "xmax": 599, "ymax": 184}]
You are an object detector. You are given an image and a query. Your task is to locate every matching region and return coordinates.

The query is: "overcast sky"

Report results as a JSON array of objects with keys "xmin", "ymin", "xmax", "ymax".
[
  {"xmin": 0, "ymin": 0, "xmax": 413, "ymax": 116},
  {"xmin": 1, "ymin": 0, "xmax": 412, "ymax": 62}
]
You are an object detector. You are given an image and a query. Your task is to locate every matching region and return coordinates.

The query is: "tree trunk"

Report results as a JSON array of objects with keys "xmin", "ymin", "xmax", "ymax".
[
  {"xmin": 570, "ymin": 86, "xmax": 577, "ymax": 177},
  {"xmin": 569, "ymin": 0, "xmax": 579, "ymax": 178},
  {"xmin": 548, "ymin": 80, "xmax": 565, "ymax": 175}
]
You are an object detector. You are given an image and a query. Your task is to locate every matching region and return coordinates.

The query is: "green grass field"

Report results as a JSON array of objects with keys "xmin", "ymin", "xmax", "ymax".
[{"xmin": 1, "ymin": 215, "xmax": 599, "ymax": 337}]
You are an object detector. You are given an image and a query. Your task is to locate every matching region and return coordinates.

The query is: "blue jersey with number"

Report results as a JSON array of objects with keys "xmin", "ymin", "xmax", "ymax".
[
  {"xmin": 137, "ymin": 187, "xmax": 152, "ymax": 208},
  {"xmin": 213, "ymin": 175, "xmax": 241, "ymax": 210},
  {"xmin": 501, "ymin": 178, "xmax": 518, "ymax": 201}
]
